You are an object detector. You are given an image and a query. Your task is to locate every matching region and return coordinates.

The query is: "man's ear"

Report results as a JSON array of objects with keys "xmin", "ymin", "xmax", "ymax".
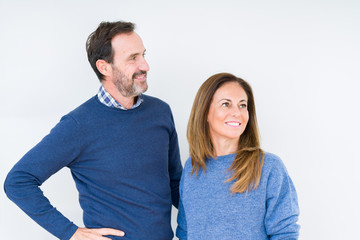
[{"xmin": 96, "ymin": 59, "xmax": 111, "ymax": 77}]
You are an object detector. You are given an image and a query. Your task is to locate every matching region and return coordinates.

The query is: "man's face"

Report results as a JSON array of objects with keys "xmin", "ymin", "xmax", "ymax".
[{"xmin": 110, "ymin": 32, "xmax": 150, "ymax": 97}]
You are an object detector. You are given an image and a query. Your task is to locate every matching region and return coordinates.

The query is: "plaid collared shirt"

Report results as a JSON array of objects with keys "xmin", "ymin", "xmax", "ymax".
[{"xmin": 97, "ymin": 86, "xmax": 143, "ymax": 110}]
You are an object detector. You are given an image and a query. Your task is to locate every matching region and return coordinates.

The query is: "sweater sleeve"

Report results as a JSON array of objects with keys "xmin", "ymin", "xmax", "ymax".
[
  {"xmin": 264, "ymin": 155, "xmax": 300, "ymax": 240},
  {"xmin": 167, "ymin": 111, "xmax": 183, "ymax": 209},
  {"xmin": 176, "ymin": 167, "xmax": 187, "ymax": 240},
  {"xmin": 3, "ymin": 115, "xmax": 81, "ymax": 240}
]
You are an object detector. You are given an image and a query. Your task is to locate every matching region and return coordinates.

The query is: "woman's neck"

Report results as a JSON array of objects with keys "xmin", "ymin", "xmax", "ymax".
[{"xmin": 211, "ymin": 137, "xmax": 239, "ymax": 157}]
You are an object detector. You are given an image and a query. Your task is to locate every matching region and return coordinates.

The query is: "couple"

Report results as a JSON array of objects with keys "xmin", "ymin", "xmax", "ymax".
[{"xmin": 4, "ymin": 21, "xmax": 300, "ymax": 239}]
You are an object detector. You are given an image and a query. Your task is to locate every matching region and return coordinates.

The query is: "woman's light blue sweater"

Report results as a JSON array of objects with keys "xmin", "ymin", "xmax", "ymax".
[{"xmin": 176, "ymin": 153, "xmax": 300, "ymax": 240}]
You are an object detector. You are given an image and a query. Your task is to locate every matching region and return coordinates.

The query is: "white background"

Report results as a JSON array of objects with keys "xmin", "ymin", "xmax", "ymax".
[{"xmin": 1, "ymin": 0, "xmax": 359, "ymax": 239}]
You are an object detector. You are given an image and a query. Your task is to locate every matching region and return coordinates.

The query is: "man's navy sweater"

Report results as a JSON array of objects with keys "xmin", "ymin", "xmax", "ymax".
[{"xmin": 4, "ymin": 95, "xmax": 183, "ymax": 240}]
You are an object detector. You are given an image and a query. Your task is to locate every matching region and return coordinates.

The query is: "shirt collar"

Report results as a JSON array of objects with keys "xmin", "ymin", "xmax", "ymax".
[{"xmin": 97, "ymin": 86, "xmax": 143, "ymax": 110}]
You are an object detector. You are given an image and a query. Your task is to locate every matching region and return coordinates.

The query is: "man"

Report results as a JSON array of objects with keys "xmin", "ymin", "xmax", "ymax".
[{"xmin": 4, "ymin": 21, "xmax": 183, "ymax": 240}]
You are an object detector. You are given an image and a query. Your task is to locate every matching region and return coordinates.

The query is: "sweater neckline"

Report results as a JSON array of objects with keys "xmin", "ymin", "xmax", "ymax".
[
  {"xmin": 215, "ymin": 153, "xmax": 236, "ymax": 160},
  {"xmin": 93, "ymin": 95, "xmax": 145, "ymax": 113}
]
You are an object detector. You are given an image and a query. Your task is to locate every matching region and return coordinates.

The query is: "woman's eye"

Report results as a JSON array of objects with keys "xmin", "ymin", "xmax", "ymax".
[
  {"xmin": 221, "ymin": 102, "xmax": 229, "ymax": 107},
  {"xmin": 240, "ymin": 104, "xmax": 247, "ymax": 109}
]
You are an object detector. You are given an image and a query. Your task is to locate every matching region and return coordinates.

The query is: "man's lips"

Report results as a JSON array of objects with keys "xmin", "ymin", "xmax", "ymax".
[
  {"xmin": 134, "ymin": 74, "xmax": 146, "ymax": 81},
  {"xmin": 133, "ymin": 71, "xmax": 147, "ymax": 81}
]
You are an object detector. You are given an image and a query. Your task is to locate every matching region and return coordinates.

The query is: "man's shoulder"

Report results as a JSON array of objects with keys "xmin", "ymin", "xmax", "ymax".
[
  {"xmin": 69, "ymin": 95, "xmax": 98, "ymax": 112},
  {"xmin": 62, "ymin": 96, "xmax": 100, "ymax": 122},
  {"xmin": 142, "ymin": 94, "xmax": 168, "ymax": 105},
  {"xmin": 142, "ymin": 94, "xmax": 172, "ymax": 112}
]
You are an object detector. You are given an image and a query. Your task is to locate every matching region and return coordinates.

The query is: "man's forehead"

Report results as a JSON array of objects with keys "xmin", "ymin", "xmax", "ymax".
[
  {"xmin": 112, "ymin": 32, "xmax": 142, "ymax": 46},
  {"xmin": 111, "ymin": 32, "xmax": 145, "ymax": 55}
]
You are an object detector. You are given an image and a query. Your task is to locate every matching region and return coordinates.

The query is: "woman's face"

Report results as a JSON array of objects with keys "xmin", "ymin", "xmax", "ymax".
[{"xmin": 207, "ymin": 81, "xmax": 249, "ymax": 144}]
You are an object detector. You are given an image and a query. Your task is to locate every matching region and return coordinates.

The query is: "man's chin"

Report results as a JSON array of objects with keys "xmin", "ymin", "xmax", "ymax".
[{"xmin": 135, "ymin": 83, "xmax": 148, "ymax": 94}]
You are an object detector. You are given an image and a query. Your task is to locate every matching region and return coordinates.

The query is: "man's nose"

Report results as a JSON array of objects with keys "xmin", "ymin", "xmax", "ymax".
[{"xmin": 139, "ymin": 58, "xmax": 150, "ymax": 72}]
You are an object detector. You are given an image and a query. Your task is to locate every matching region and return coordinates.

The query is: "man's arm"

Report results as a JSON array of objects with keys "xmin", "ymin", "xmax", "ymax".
[
  {"xmin": 167, "ymin": 113, "xmax": 183, "ymax": 209},
  {"xmin": 4, "ymin": 115, "xmax": 82, "ymax": 239},
  {"xmin": 4, "ymin": 115, "xmax": 126, "ymax": 239},
  {"xmin": 176, "ymin": 173, "xmax": 187, "ymax": 240}
]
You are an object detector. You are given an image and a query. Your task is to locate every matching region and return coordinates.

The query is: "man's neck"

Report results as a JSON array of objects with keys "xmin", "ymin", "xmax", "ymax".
[{"xmin": 102, "ymin": 82, "xmax": 135, "ymax": 109}]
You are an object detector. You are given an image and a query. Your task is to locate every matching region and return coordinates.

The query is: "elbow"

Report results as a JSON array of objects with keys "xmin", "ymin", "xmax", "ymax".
[
  {"xmin": 4, "ymin": 172, "xmax": 18, "ymax": 200},
  {"xmin": 3, "ymin": 170, "xmax": 38, "ymax": 201}
]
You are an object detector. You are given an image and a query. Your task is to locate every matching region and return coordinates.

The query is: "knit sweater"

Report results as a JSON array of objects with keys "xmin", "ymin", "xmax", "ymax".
[
  {"xmin": 176, "ymin": 153, "xmax": 300, "ymax": 240},
  {"xmin": 4, "ymin": 95, "xmax": 183, "ymax": 240}
]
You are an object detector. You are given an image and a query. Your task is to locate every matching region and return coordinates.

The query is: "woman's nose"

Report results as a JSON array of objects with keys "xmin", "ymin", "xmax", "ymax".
[{"xmin": 231, "ymin": 107, "xmax": 241, "ymax": 117}]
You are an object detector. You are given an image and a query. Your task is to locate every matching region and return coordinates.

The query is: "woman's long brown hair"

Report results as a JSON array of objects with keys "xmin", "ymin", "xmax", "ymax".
[{"xmin": 187, "ymin": 73, "xmax": 264, "ymax": 193}]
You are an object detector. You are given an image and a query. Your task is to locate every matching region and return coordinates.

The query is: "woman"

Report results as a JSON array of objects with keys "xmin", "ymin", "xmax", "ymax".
[{"xmin": 176, "ymin": 73, "xmax": 300, "ymax": 239}]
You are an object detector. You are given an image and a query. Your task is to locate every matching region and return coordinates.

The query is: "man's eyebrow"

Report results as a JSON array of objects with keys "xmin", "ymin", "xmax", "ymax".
[
  {"xmin": 128, "ymin": 53, "xmax": 139, "ymax": 59},
  {"xmin": 128, "ymin": 49, "xmax": 146, "ymax": 59}
]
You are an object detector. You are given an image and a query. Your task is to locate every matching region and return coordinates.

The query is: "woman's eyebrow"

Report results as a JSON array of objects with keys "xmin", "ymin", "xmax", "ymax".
[{"xmin": 218, "ymin": 98, "xmax": 232, "ymax": 103}]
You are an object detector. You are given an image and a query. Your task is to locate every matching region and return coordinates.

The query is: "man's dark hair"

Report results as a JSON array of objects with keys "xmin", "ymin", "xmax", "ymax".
[{"xmin": 86, "ymin": 21, "xmax": 135, "ymax": 81}]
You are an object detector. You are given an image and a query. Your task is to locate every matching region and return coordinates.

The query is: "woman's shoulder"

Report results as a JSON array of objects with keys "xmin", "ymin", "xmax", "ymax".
[
  {"xmin": 183, "ymin": 157, "xmax": 193, "ymax": 171},
  {"xmin": 264, "ymin": 152, "xmax": 282, "ymax": 164},
  {"xmin": 262, "ymin": 152, "xmax": 289, "ymax": 175}
]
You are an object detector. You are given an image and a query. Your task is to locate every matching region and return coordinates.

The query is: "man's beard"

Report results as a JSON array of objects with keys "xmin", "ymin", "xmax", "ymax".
[{"xmin": 113, "ymin": 67, "xmax": 148, "ymax": 97}]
